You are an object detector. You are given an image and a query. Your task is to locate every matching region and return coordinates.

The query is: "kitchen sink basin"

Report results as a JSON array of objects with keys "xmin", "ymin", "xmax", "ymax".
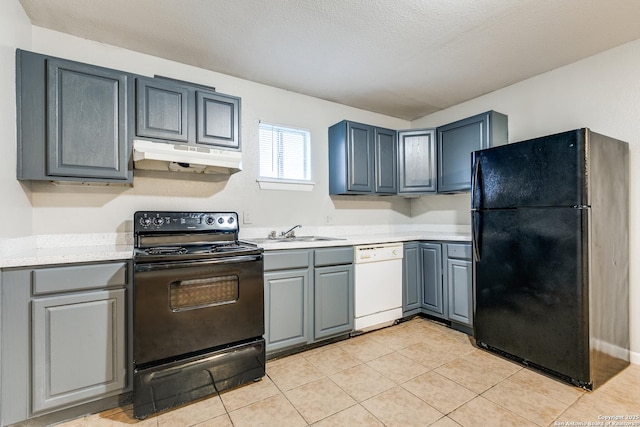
[{"xmin": 246, "ymin": 236, "xmax": 345, "ymax": 243}]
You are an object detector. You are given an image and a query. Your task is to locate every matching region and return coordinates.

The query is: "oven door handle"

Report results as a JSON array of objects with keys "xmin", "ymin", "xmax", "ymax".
[{"xmin": 134, "ymin": 254, "xmax": 263, "ymax": 272}]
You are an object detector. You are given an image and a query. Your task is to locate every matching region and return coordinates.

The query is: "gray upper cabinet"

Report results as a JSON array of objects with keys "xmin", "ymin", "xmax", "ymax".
[
  {"xmin": 398, "ymin": 129, "xmax": 437, "ymax": 194},
  {"xmin": 437, "ymin": 110, "xmax": 507, "ymax": 193},
  {"xmin": 374, "ymin": 127, "xmax": 398, "ymax": 193},
  {"xmin": 329, "ymin": 120, "xmax": 397, "ymax": 195},
  {"xmin": 136, "ymin": 77, "xmax": 191, "ymax": 142},
  {"xmin": 196, "ymin": 91, "xmax": 240, "ymax": 149},
  {"xmin": 136, "ymin": 77, "xmax": 241, "ymax": 150},
  {"xmin": 17, "ymin": 50, "xmax": 132, "ymax": 182}
]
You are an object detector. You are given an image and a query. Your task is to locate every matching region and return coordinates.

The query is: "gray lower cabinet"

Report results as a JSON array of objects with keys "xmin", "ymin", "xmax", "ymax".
[
  {"xmin": 402, "ymin": 242, "xmax": 421, "ymax": 316},
  {"xmin": 263, "ymin": 250, "xmax": 312, "ymax": 353},
  {"xmin": 329, "ymin": 120, "xmax": 397, "ymax": 195},
  {"xmin": 32, "ymin": 289, "xmax": 126, "ymax": 412},
  {"xmin": 420, "ymin": 243, "xmax": 445, "ymax": 318},
  {"xmin": 16, "ymin": 50, "xmax": 133, "ymax": 183},
  {"xmin": 446, "ymin": 244, "xmax": 473, "ymax": 327},
  {"xmin": 136, "ymin": 76, "xmax": 241, "ymax": 150},
  {"xmin": 0, "ymin": 261, "xmax": 131, "ymax": 426},
  {"xmin": 403, "ymin": 242, "xmax": 472, "ymax": 329},
  {"xmin": 437, "ymin": 110, "xmax": 508, "ymax": 193},
  {"xmin": 264, "ymin": 247, "xmax": 353, "ymax": 355},
  {"xmin": 264, "ymin": 267, "xmax": 311, "ymax": 352},
  {"xmin": 398, "ymin": 129, "xmax": 437, "ymax": 194},
  {"xmin": 313, "ymin": 247, "xmax": 354, "ymax": 340}
]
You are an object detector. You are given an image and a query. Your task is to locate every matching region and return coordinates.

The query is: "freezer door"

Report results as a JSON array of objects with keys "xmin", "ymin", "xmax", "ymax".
[
  {"xmin": 473, "ymin": 207, "xmax": 589, "ymax": 384},
  {"xmin": 471, "ymin": 129, "xmax": 588, "ymax": 210}
]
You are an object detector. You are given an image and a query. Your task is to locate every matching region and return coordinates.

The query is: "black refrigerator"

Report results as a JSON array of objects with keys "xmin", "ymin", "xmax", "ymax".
[{"xmin": 471, "ymin": 128, "xmax": 629, "ymax": 389}]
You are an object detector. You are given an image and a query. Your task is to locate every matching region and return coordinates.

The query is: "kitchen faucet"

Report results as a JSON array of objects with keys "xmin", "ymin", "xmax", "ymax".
[{"xmin": 281, "ymin": 224, "xmax": 302, "ymax": 238}]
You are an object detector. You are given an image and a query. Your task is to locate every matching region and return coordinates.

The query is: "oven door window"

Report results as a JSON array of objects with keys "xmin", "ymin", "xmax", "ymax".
[{"xmin": 170, "ymin": 276, "xmax": 239, "ymax": 311}]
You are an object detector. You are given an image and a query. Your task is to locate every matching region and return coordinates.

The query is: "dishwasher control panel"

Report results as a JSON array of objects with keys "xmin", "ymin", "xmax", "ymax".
[{"xmin": 354, "ymin": 243, "xmax": 403, "ymax": 263}]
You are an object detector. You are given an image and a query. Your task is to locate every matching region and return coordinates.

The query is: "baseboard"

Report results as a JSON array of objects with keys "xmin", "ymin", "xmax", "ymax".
[{"xmin": 630, "ymin": 349, "xmax": 640, "ymax": 365}]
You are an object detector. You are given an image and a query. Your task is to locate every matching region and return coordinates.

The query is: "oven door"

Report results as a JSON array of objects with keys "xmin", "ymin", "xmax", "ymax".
[{"xmin": 134, "ymin": 254, "xmax": 264, "ymax": 367}]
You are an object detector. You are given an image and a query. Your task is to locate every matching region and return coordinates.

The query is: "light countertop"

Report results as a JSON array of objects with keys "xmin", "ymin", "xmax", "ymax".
[{"xmin": 0, "ymin": 227, "xmax": 470, "ymax": 269}]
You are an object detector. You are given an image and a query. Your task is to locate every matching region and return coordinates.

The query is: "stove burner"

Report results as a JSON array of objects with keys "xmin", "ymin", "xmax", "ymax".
[{"xmin": 144, "ymin": 246, "xmax": 188, "ymax": 256}]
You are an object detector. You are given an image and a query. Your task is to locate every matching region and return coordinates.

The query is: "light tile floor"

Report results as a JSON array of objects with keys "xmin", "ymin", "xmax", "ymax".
[{"xmin": 57, "ymin": 318, "xmax": 640, "ymax": 427}]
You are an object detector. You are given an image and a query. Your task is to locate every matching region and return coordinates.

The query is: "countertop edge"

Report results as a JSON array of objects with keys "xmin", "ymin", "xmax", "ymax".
[{"xmin": 0, "ymin": 232, "xmax": 471, "ymax": 269}]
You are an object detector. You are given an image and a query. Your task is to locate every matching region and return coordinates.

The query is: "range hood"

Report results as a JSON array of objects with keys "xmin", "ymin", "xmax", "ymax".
[{"xmin": 132, "ymin": 139, "xmax": 242, "ymax": 175}]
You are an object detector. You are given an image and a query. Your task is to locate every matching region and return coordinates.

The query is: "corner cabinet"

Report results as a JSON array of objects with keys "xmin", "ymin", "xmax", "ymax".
[
  {"xmin": 420, "ymin": 243, "xmax": 445, "ymax": 317},
  {"xmin": 402, "ymin": 241, "xmax": 472, "ymax": 331},
  {"xmin": 263, "ymin": 247, "xmax": 354, "ymax": 356},
  {"xmin": 402, "ymin": 243, "xmax": 422, "ymax": 316},
  {"xmin": 398, "ymin": 129, "xmax": 437, "ymax": 194},
  {"xmin": 135, "ymin": 76, "xmax": 241, "ymax": 150},
  {"xmin": 17, "ymin": 50, "xmax": 133, "ymax": 183},
  {"xmin": 1, "ymin": 261, "xmax": 131, "ymax": 426},
  {"xmin": 437, "ymin": 110, "xmax": 507, "ymax": 193},
  {"xmin": 329, "ymin": 120, "xmax": 397, "ymax": 195}
]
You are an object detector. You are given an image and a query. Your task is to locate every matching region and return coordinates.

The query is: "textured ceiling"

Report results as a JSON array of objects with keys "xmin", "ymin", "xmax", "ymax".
[{"xmin": 18, "ymin": 0, "xmax": 640, "ymax": 120}]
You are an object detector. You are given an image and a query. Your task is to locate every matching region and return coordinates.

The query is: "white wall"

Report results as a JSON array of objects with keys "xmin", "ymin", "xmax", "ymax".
[
  {"xmin": 0, "ymin": 1, "xmax": 33, "ymax": 239},
  {"xmin": 24, "ymin": 27, "xmax": 420, "ymax": 236},
  {"xmin": 412, "ymin": 39, "xmax": 640, "ymax": 362}
]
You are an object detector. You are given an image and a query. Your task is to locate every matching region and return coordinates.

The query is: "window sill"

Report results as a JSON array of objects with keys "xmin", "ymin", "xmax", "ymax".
[{"xmin": 257, "ymin": 178, "xmax": 315, "ymax": 192}]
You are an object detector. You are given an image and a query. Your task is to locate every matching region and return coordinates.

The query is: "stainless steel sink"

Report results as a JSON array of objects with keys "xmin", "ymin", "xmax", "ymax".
[{"xmin": 246, "ymin": 236, "xmax": 345, "ymax": 243}]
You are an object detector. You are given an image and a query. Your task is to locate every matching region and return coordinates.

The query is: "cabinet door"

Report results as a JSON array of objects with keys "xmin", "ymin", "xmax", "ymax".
[
  {"xmin": 32, "ymin": 289, "xmax": 127, "ymax": 412},
  {"xmin": 264, "ymin": 269, "xmax": 310, "ymax": 353},
  {"xmin": 136, "ymin": 77, "xmax": 190, "ymax": 142},
  {"xmin": 374, "ymin": 127, "xmax": 398, "ymax": 194},
  {"xmin": 437, "ymin": 114, "xmax": 488, "ymax": 193},
  {"xmin": 402, "ymin": 243, "xmax": 422, "ymax": 315},
  {"xmin": 196, "ymin": 91, "xmax": 240, "ymax": 149},
  {"xmin": 447, "ymin": 258, "xmax": 472, "ymax": 326},
  {"xmin": 437, "ymin": 111, "xmax": 507, "ymax": 193},
  {"xmin": 46, "ymin": 59, "xmax": 129, "ymax": 180},
  {"xmin": 398, "ymin": 129, "xmax": 436, "ymax": 193},
  {"xmin": 347, "ymin": 122, "xmax": 374, "ymax": 192},
  {"xmin": 420, "ymin": 243, "xmax": 445, "ymax": 318},
  {"xmin": 313, "ymin": 265, "xmax": 353, "ymax": 341}
]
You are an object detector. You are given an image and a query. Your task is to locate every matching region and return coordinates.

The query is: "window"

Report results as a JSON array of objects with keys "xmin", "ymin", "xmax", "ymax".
[{"xmin": 259, "ymin": 122, "xmax": 312, "ymax": 190}]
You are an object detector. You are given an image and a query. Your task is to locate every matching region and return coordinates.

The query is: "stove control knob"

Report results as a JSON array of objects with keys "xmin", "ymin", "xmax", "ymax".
[
  {"xmin": 205, "ymin": 216, "xmax": 215, "ymax": 225},
  {"xmin": 217, "ymin": 217, "xmax": 225, "ymax": 224},
  {"xmin": 152, "ymin": 217, "xmax": 164, "ymax": 226},
  {"xmin": 228, "ymin": 217, "xmax": 235, "ymax": 224},
  {"xmin": 139, "ymin": 217, "xmax": 151, "ymax": 227}
]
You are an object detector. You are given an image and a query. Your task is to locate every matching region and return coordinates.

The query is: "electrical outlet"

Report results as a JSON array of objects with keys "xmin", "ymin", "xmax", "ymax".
[
  {"xmin": 243, "ymin": 210, "xmax": 253, "ymax": 224},
  {"xmin": 325, "ymin": 215, "xmax": 333, "ymax": 224}
]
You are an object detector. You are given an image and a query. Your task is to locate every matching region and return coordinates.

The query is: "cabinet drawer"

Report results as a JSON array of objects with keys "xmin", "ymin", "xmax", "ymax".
[
  {"xmin": 314, "ymin": 247, "xmax": 353, "ymax": 267},
  {"xmin": 264, "ymin": 250, "xmax": 311, "ymax": 271},
  {"xmin": 32, "ymin": 262, "xmax": 128, "ymax": 295},
  {"xmin": 446, "ymin": 244, "xmax": 471, "ymax": 260}
]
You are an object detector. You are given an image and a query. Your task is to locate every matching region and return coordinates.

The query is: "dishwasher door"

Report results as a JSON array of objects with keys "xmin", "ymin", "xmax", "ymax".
[{"xmin": 354, "ymin": 243, "xmax": 403, "ymax": 331}]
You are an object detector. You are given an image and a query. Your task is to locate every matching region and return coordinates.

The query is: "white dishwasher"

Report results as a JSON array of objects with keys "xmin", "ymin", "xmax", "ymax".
[{"xmin": 354, "ymin": 242, "xmax": 404, "ymax": 332}]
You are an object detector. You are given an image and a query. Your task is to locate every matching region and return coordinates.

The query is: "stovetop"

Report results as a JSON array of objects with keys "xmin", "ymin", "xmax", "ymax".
[{"xmin": 133, "ymin": 211, "xmax": 262, "ymax": 262}]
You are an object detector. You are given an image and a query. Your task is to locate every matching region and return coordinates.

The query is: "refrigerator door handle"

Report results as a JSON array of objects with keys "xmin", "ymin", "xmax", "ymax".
[
  {"xmin": 472, "ymin": 211, "xmax": 481, "ymax": 261},
  {"xmin": 471, "ymin": 155, "xmax": 481, "ymax": 211}
]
